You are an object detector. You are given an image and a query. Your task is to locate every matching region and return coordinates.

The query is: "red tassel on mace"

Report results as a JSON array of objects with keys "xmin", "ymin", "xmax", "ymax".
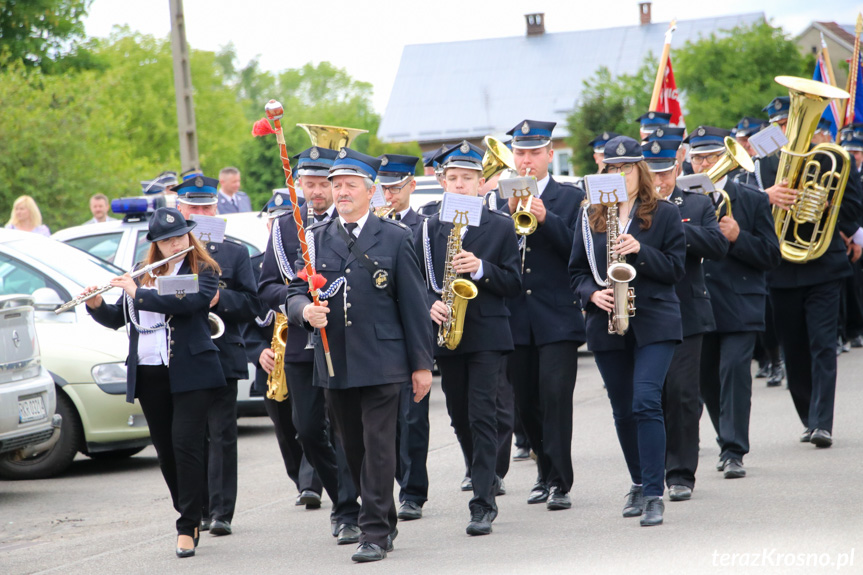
[{"xmin": 252, "ymin": 118, "xmax": 277, "ymax": 137}]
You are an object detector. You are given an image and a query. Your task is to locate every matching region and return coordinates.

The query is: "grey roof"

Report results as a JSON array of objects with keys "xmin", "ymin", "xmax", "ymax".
[{"xmin": 379, "ymin": 13, "xmax": 765, "ymax": 144}]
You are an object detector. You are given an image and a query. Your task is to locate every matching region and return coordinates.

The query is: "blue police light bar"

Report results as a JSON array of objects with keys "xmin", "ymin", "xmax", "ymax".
[{"xmin": 111, "ymin": 198, "xmax": 150, "ymax": 215}]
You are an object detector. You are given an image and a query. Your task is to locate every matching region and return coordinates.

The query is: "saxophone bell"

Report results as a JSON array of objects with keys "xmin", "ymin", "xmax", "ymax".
[{"xmin": 606, "ymin": 203, "xmax": 636, "ymax": 335}]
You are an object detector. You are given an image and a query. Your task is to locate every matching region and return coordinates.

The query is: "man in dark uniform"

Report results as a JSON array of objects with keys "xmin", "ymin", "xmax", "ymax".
[
  {"xmin": 587, "ymin": 131, "xmax": 620, "ymax": 171},
  {"xmin": 692, "ymin": 126, "xmax": 782, "ymax": 479},
  {"xmin": 377, "ymin": 153, "xmax": 431, "ymax": 521},
  {"xmin": 288, "ymin": 148, "xmax": 434, "ymax": 562},
  {"xmin": 503, "ymin": 120, "xmax": 584, "ymax": 511},
  {"xmin": 643, "ymin": 138, "xmax": 729, "ymax": 502},
  {"xmin": 258, "ymin": 147, "xmax": 362, "ymax": 543},
  {"xmin": 636, "ymin": 111, "xmax": 672, "ymax": 142},
  {"xmin": 417, "ymin": 141, "xmax": 522, "ymax": 535},
  {"xmin": 174, "ymin": 175, "xmax": 261, "ymax": 536}
]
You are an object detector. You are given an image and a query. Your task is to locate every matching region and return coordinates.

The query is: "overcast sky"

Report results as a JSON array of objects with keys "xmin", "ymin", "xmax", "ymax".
[{"xmin": 84, "ymin": 0, "xmax": 861, "ymax": 114}]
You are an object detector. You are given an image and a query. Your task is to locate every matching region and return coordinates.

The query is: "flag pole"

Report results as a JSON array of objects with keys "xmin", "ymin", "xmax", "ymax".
[
  {"xmin": 839, "ymin": 14, "xmax": 862, "ymax": 135},
  {"xmin": 649, "ymin": 19, "xmax": 677, "ymax": 112}
]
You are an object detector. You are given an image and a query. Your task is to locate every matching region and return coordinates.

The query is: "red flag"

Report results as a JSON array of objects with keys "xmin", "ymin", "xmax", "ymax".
[{"xmin": 657, "ymin": 56, "xmax": 685, "ymax": 129}]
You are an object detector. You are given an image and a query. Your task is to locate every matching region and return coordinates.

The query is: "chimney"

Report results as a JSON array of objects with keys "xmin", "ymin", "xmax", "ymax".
[
  {"xmin": 525, "ymin": 13, "xmax": 545, "ymax": 37},
  {"xmin": 638, "ymin": 2, "xmax": 652, "ymax": 26}
]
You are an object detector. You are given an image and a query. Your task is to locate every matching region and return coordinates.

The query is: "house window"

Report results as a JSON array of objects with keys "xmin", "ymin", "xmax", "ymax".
[{"xmin": 552, "ymin": 149, "xmax": 573, "ymax": 176}]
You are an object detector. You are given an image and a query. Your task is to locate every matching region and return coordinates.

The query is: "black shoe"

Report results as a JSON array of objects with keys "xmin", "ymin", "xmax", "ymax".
[
  {"xmin": 386, "ymin": 527, "xmax": 398, "ymax": 552},
  {"xmin": 755, "ymin": 362, "xmax": 771, "ymax": 378},
  {"xmin": 200, "ymin": 518, "xmax": 211, "ymax": 531},
  {"xmin": 766, "ymin": 362, "xmax": 785, "ymax": 387},
  {"xmin": 299, "ymin": 490, "xmax": 322, "ymax": 510},
  {"xmin": 668, "ymin": 485, "xmax": 692, "ymax": 501},
  {"xmin": 466, "ymin": 508, "xmax": 493, "ymax": 536},
  {"xmin": 209, "ymin": 520, "xmax": 232, "ymax": 536},
  {"xmin": 460, "ymin": 476, "xmax": 473, "ymax": 491},
  {"xmin": 640, "ymin": 496, "xmax": 664, "ymax": 526},
  {"xmin": 800, "ymin": 428, "xmax": 812, "ymax": 443},
  {"xmin": 716, "ymin": 458, "xmax": 726, "ymax": 472},
  {"xmin": 622, "ymin": 485, "xmax": 644, "ymax": 517},
  {"xmin": 527, "ymin": 482, "xmax": 549, "ymax": 504},
  {"xmin": 337, "ymin": 523, "xmax": 362, "ymax": 545},
  {"xmin": 397, "ymin": 501, "xmax": 422, "ymax": 521},
  {"xmin": 176, "ymin": 533, "xmax": 196, "ymax": 558},
  {"xmin": 810, "ymin": 428, "xmax": 833, "ymax": 448},
  {"xmin": 546, "ymin": 486, "xmax": 571, "ymax": 510},
  {"xmin": 497, "ymin": 479, "xmax": 506, "ymax": 496},
  {"xmin": 723, "ymin": 459, "xmax": 746, "ymax": 479},
  {"xmin": 330, "ymin": 517, "xmax": 339, "ymax": 538},
  {"xmin": 295, "ymin": 494, "xmax": 303, "ymax": 506},
  {"xmin": 851, "ymin": 335, "xmax": 863, "ymax": 348},
  {"xmin": 837, "ymin": 337, "xmax": 850, "ymax": 354},
  {"xmin": 512, "ymin": 447, "xmax": 531, "ymax": 461},
  {"xmin": 351, "ymin": 542, "xmax": 386, "ymax": 562}
]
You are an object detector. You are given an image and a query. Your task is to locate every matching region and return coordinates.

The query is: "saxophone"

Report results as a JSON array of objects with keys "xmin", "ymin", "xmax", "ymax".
[
  {"xmin": 606, "ymin": 203, "xmax": 636, "ymax": 335},
  {"xmin": 437, "ymin": 211, "xmax": 478, "ymax": 350},
  {"xmin": 266, "ymin": 313, "xmax": 289, "ymax": 401}
]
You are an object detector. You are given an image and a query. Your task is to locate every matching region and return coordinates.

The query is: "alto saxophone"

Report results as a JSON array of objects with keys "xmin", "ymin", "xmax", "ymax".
[
  {"xmin": 437, "ymin": 212, "xmax": 478, "ymax": 350},
  {"xmin": 606, "ymin": 203, "xmax": 636, "ymax": 335},
  {"xmin": 266, "ymin": 312, "xmax": 289, "ymax": 401}
]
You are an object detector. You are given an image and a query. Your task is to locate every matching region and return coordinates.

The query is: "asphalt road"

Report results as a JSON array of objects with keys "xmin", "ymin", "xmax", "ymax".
[{"xmin": 2, "ymin": 349, "xmax": 861, "ymax": 575}]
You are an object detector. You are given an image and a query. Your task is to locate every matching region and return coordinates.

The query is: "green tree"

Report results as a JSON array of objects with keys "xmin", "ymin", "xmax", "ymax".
[{"xmin": 0, "ymin": 0, "xmax": 93, "ymax": 72}]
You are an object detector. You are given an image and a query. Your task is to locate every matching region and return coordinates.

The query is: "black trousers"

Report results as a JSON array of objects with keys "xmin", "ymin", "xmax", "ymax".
[
  {"xmin": 839, "ymin": 265, "xmax": 863, "ymax": 339},
  {"xmin": 662, "ymin": 334, "xmax": 703, "ymax": 489},
  {"xmin": 396, "ymin": 380, "xmax": 430, "ymax": 506},
  {"xmin": 202, "ymin": 378, "xmax": 238, "ymax": 523},
  {"xmin": 264, "ymin": 395, "xmax": 322, "ymax": 494},
  {"xmin": 326, "ymin": 383, "xmax": 401, "ymax": 549},
  {"xmin": 508, "ymin": 340, "xmax": 580, "ymax": 492},
  {"xmin": 700, "ymin": 332, "xmax": 756, "ymax": 461},
  {"xmin": 438, "ymin": 352, "xmax": 501, "ymax": 513},
  {"xmin": 771, "ymin": 281, "xmax": 842, "ymax": 433},
  {"xmin": 137, "ymin": 365, "xmax": 216, "ymax": 537},
  {"xmin": 285, "ymin": 361, "xmax": 359, "ymax": 525},
  {"xmin": 755, "ymin": 295, "xmax": 781, "ymax": 365},
  {"xmin": 461, "ymin": 358, "xmax": 513, "ymax": 481}
]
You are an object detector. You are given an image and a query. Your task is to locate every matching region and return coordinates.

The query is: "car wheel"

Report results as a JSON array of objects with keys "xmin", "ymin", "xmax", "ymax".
[
  {"xmin": 87, "ymin": 447, "xmax": 145, "ymax": 460},
  {"xmin": 0, "ymin": 391, "xmax": 81, "ymax": 480}
]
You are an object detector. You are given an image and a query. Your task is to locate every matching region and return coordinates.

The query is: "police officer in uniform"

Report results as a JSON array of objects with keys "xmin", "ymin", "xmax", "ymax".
[
  {"xmin": 503, "ymin": 120, "xmax": 584, "ymax": 511},
  {"xmin": 690, "ymin": 126, "xmax": 781, "ymax": 478},
  {"xmin": 287, "ymin": 148, "xmax": 434, "ymax": 562},
  {"xmin": 643, "ymin": 138, "xmax": 729, "ymax": 502}
]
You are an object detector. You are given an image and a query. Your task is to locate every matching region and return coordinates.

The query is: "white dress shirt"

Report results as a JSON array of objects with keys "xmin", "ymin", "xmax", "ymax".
[{"xmin": 137, "ymin": 261, "xmax": 183, "ymax": 366}]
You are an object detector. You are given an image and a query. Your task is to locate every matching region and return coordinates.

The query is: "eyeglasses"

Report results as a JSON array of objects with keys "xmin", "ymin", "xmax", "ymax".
[
  {"xmin": 383, "ymin": 178, "xmax": 413, "ymax": 193},
  {"xmin": 605, "ymin": 163, "xmax": 636, "ymax": 175},
  {"xmin": 691, "ymin": 154, "xmax": 722, "ymax": 165}
]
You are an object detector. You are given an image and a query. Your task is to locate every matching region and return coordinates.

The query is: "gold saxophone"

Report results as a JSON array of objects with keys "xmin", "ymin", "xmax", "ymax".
[
  {"xmin": 606, "ymin": 203, "xmax": 636, "ymax": 335},
  {"xmin": 266, "ymin": 312, "xmax": 289, "ymax": 401},
  {"xmin": 437, "ymin": 211, "xmax": 478, "ymax": 350}
]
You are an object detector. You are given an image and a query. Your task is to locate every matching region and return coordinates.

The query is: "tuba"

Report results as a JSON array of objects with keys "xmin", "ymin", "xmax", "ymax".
[
  {"xmin": 208, "ymin": 312, "xmax": 225, "ymax": 339},
  {"xmin": 482, "ymin": 136, "xmax": 537, "ymax": 235},
  {"xmin": 705, "ymin": 136, "xmax": 755, "ymax": 220},
  {"xmin": 266, "ymin": 313, "xmax": 289, "ymax": 401},
  {"xmin": 771, "ymin": 76, "xmax": 851, "ymax": 263},
  {"xmin": 606, "ymin": 203, "xmax": 636, "ymax": 335},
  {"xmin": 297, "ymin": 124, "xmax": 368, "ymax": 151},
  {"xmin": 437, "ymin": 211, "xmax": 478, "ymax": 350}
]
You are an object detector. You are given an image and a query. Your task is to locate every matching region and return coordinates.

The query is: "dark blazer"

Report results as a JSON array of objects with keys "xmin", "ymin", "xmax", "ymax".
[
  {"xmin": 217, "ymin": 191, "xmax": 253, "ymax": 214},
  {"xmin": 416, "ymin": 206, "xmax": 523, "ymax": 357},
  {"xmin": 208, "ymin": 239, "xmax": 261, "ymax": 379},
  {"xmin": 88, "ymin": 260, "xmax": 226, "ymax": 403},
  {"xmin": 667, "ymin": 187, "xmax": 729, "ymax": 337},
  {"xmin": 768, "ymin": 153, "xmax": 863, "ymax": 288},
  {"xmin": 569, "ymin": 200, "xmax": 686, "ymax": 351},
  {"xmin": 398, "ymin": 207, "xmax": 425, "ymax": 236},
  {"xmin": 241, "ymin": 252, "xmax": 271, "ymax": 393},
  {"xmin": 702, "ymin": 179, "xmax": 781, "ymax": 332},
  {"xmin": 506, "ymin": 176, "xmax": 586, "ymax": 345},
  {"xmin": 286, "ymin": 214, "xmax": 434, "ymax": 389}
]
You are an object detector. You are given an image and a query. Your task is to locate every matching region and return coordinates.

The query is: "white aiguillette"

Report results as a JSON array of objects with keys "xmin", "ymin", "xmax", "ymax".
[
  {"xmin": 190, "ymin": 214, "xmax": 227, "ymax": 244},
  {"xmin": 748, "ymin": 124, "xmax": 788, "ymax": 158},
  {"xmin": 157, "ymin": 274, "xmax": 200, "ymax": 298},
  {"xmin": 497, "ymin": 176, "xmax": 538, "ymax": 200},
  {"xmin": 677, "ymin": 174, "xmax": 715, "ymax": 193},
  {"xmin": 584, "ymin": 174, "xmax": 627, "ymax": 205},
  {"xmin": 440, "ymin": 192, "xmax": 483, "ymax": 227},
  {"xmin": 370, "ymin": 183, "xmax": 387, "ymax": 209}
]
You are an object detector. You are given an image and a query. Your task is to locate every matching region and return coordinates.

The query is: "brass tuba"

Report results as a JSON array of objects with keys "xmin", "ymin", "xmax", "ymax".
[
  {"xmin": 704, "ymin": 136, "xmax": 755, "ymax": 220},
  {"xmin": 606, "ymin": 203, "xmax": 636, "ymax": 335},
  {"xmin": 208, "ymin": 313, "xmax": 225, "ymax": 339},
  {"xmin": 771, "ymin": 76, "xmax": 851, "ymax": 262},
  {"xmin": 437, "ymin": 211, "xmax": 478, "ymax": 350},
  {"xmin": 266, "ymin": 313, "xmax": 289, "ymax": 401},
  {"xmin": 297, "ymin": 124, "xmax": 368, "ymax": 150},
  {"xmin": 482, "ymin": 136, "xmax": 537, "ymax": 235}
]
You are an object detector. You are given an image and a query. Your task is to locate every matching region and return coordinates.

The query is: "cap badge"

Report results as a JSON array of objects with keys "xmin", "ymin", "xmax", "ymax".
[
  {"xmin": 338, "ymin": 149, "xmax": 347, "ymax": 158},
  {"xmin": 521, "ymin": 121, "xmax": 530, "ymax": 134},
  {"xmin": 275, "ymin": 195, "xmax": 283, "ymax": 206},
  {"xmin": 648, "ymin": 112, "xmax": 656, "ymax": 120},
  {"xmin": 309, "ymin": 147, "xmax": 320, "ymax": 160},
  {"xmin": 775, "ymin": 101, "xmax": 783, "ymax": 111},
  {"xmin": 380, "ymin": 156, "xmax": 389, "ymax": 166},
  {"xmin": 651, "ymin": 141, "xmax": 661, "ymax": 154},
  {"xmin": 697, "ymin": 127, "xmax": 706, "ymax": 137},
  {"xmin": 460, "ymin": 142, "xmax": 470, "ymax": 154},
  {"xmin": 166, "ymin": 214, "xmax": 175, "ymax": 224},
  {"xmin": 616, "ymin": 143, "xmax": 626, "ymax": 156},
  {"xmin": 195, "ymin": 176, "xmax": 203, "ymax": 188},
  {"xmin": 742, "ymin": 119, "xmax": 749, "ymax": 128},
  {"xmin": 655, "ymin": 128, "xmax": 664, "ymax": 138},
  {"xmin": 602, "ymin": 132, "xmax": 609, "ymax": 140}
]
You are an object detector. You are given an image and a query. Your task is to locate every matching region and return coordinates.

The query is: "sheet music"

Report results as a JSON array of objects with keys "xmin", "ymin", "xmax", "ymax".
[
  {"xmin": 190, "ymin": 214, "xmax": 227, "ymax": 244},
  {"xmin": 498, "ymin": 176, "xmax": 538, "ymax": 200},
  {"xmin": 370, "ymin": 183, "xmax": 387, "ymax": 208},
  {"xmin": 584, "ymin": 174, "xmax": 627, "ymax": 205},
  {"xmin": 677, "ymin": 174, "xmax": 715, "ymax": 193},
  {"xmin": 157, "ymin": 274, "xmax": 200, "ymax": 298},
  {"xmin": 440, "ymin": 192, "xmax": 483, "ymax": 227},
  {"xmin": 749, "ymin": 125, "xmax": 788, "ymax": 158}
]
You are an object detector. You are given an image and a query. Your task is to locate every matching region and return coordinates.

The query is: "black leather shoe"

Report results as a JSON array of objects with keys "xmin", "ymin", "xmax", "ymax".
[
  {"xmin": 209, "ymin": 520, "xmax": 232, "ymax": 536},
  {"xmin": 497, "ymin": 479, "xmax": 506, "ymax": 496},
  {"xmin": 640, "ymin": 496, "xmax": 664, "ymax": 526},
  {"xmin": 723, "ymin": 459, "xmax": 746, "ymax": 479},
  {"xmin": 755, "ymin": 362, "xmax": 770, "ymax": 378},
  {"xmin": 397, "ymin": 501, "xmax": 422, "ymax": 521},
  {"xmin": 810, "ymin": 428, "xmax": 833, "ymax": 448},
  {"xmin": 351, "ymin": 542, "xmax": 386, "ymax": 562},
  {"xmin": 176, "ymin": 533, "xmax": 196, "ymax": 558},
  {"xmin": 546, "ymin": 486, "xmax": 571, "ymax": 510},
  {"xmin": 337, "ymin": 523, "xmax": 362, "ymax": 545},
  {"xmin": 200, "ymin": 518, "xmax": 211, "ymax": 531},
  {"xmin": 800, "ymin": 428, "xmax": 812, "ymax": 443},
  {"xmin": 851, "ymin": 335, "xmax": 863, "ymax": 348},
  {"xmin": 622, "ymin": 485, "xmax": 644, "ymax": 517},
  {"xmin": 512, "ymin": 447, "xmax": 531, "ymax": 461},
  {"xmin": 460, "ymin": 476, "xmax": 473, "ymax": 491},
  {"xmin": 527, "ymin": 482, "xmax": 549, "ymax": 504},
  {"xmin": 716, "ymin": 458, "xmax": 726, "ymax": 472},
  {"xmin": 668, "ymin": 485, "xmax": 692, "ymax": 501},
  {"xmin": 299, "ymin": 490, "xmax": 322, "ymax": 509},
  {"xmin": 466, "ymin": 508, "xmax": 493, "ymax": 536},
  {"xmin": 386, "ymin": 527, "xmax": 398, "ymax": 552},
  {"xmin": 767, "ymin": 362, "xmax": 785, "ymax": 387},
  {"xmin": 330, "ymin": 517, "xmax": 339, "ymax": 537}
]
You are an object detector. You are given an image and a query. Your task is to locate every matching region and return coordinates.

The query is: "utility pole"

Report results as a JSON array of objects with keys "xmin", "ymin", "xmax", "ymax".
[{"xmin": 169, "ymin": 0, "xmax": 200, "ymax": 174}]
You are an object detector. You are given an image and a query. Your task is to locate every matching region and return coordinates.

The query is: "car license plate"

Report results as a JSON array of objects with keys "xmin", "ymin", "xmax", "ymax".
[{"xmin": 18, "ymin": 397, "xmax": 46, "ymax": 423}]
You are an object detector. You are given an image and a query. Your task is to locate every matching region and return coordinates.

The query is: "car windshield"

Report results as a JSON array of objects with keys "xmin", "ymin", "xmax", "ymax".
[{"xmin": 8, "ymin": 239, "xmax": 122, "ymax": 286}]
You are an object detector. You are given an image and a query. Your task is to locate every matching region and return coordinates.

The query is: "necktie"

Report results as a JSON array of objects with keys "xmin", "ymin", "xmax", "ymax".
[
  {"xmin": 344, "ymin": 222, "xmax": 359, "ymax": 239},
  {"xmin": 395, "ymin": 213, "xmax": 402, "ymax": 221},
  {"xmin": 314, "ymin": 213, "xmax": 327, "ymax": 222}
]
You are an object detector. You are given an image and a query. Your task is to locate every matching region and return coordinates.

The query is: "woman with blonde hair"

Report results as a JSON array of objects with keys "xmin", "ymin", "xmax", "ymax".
[{"xmin": 5, "ymin": 195, "xmax": 50, "ymax": 236}]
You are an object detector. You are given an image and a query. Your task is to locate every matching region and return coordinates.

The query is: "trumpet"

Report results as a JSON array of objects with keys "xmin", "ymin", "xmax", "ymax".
[
  {"xmin": 374, "ymin": 202, "xmax": 395, "ymax": 219},
  {"xmin": 513, "ymin": 168, "xmax": 538, "ymax": 236}
]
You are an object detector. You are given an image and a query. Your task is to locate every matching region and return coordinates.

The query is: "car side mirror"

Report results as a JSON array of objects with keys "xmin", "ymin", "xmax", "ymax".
[{"xmin": 32, "ymin": 288, "xmax": 64, "ymax": 312}]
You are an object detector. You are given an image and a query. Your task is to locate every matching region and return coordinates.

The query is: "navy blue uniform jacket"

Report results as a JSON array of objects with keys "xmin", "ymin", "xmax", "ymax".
[
  {"xmin": 506, "ymin": 177, "xmax": 586, "ymax": 345},
  {"xmin": 88, "ymin": 260, "xmax": 227, "ymax": 403},
  {"xmin": 286, "ymin": 214, "xmax": 434, "ymax": 389},
  {"xmin": 569, "ymin": 200, "xmax": 686, "ymax": 351},
  {"xmin": 416, "ymin": 206, "xmax": 523, "ymax": 357}
]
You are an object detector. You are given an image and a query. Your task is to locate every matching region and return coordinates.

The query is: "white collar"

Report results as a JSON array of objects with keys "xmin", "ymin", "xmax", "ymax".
[
  {"xmin": 339, "ymin": 210, "xmax": 370, "ymax": 236},
  {"xmin": 536, "ymin": 174, "xmax": 550, "ymax": 197},
  {"xmin": 397, "ymin": 207, "xmax": 411, "ymax": 219}
]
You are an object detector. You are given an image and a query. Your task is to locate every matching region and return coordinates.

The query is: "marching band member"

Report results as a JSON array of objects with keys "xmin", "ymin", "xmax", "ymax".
[
  {"xmin": 417, "ymin": 141, "xmax": 521, "ymax": 535},
  {"xmin": 287, "ymin": 148, "xmax": 434, "ymax": 562},
  {"xmin": 84, "ymin": 207, "xmax": 226, "ymax": 557},
  {"xmin": 636, "ymin": 111, "xmax": 672, "ymax": 142},
  {"xmin": 503, "ymin": 119, "xmax": 585, "ymax": 511},
  {"xmin": 587, "ymin": 131, "xmax": 620, "ymax": 170},
  {"xmin": 643, "ymin": 138, "xmax": 729, "ymax": 502},
  {"xmin": 569, "ymin": 135, "xmax": 685, "ymax": 527},
  {"xmin": 688, "ymin": 125, "xmax": 781, "ymax": 478}
]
